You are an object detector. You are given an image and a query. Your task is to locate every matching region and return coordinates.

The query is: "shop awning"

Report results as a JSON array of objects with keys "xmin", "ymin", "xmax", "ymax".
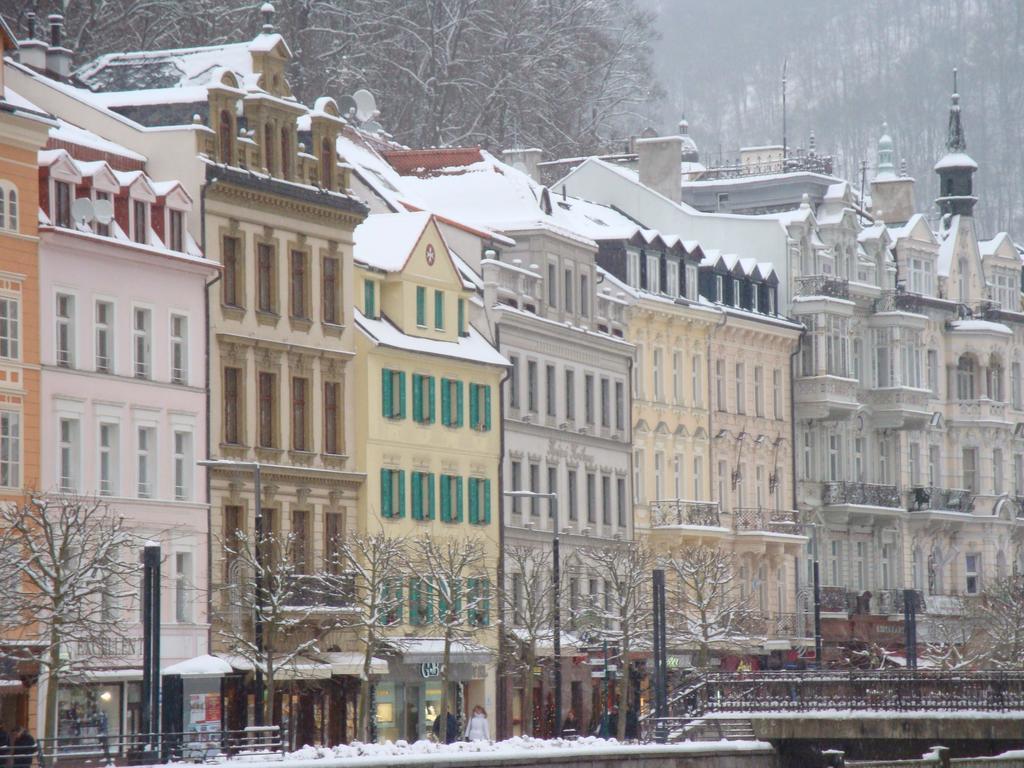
[
  {"xmin": 322, "ymin": 652, "xmax": 388, "ymax": 679},
  {"xmin": 394, "ymin": 639, "xmax": 492, "ymax": 666},
  {"xmin": 0, "ymin": 679, "xmax": 24, "ymax": 689},
  {"xmin": 217, "ymin": 655, "xmax": 332, "ymax": 681},
  {"xmin": 162, "ymin": 655, "xmax": 234, "ymax": 678}
]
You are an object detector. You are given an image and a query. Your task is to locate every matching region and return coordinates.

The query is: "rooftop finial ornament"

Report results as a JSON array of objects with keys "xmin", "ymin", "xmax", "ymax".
[
  {"xmin": 947, "ymin": 67, "xmax": 966, "ymax": 152},
  {"xmin": 261, "ymin": 2, "xmax": 275, "ymax": 32}
]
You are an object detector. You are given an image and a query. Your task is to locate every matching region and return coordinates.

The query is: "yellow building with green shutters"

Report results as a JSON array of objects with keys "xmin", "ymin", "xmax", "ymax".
[{"xmin": 352, "ymin": 212, "xmax": 506, "ymax": 742}]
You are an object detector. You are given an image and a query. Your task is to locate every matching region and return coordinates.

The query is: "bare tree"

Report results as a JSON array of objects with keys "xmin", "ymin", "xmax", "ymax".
[
  {"xmin": 662, "ymin": 545, "xmax": 756, "ymax": 669},
  {"xmin": 0, "ymin": 494, "xmax": 137, "ymax": 741},
  {"xmin": 409, "ymin": 533, "xmax": 491, "ymax": 744},
  {"xmin": 213, "ymin": 528, "xmax": 349, "ymax": 727},
  {"xmin": 500, "ymin": 544, "xmax": 558, "ymax": 737},
  {"xmin": 971, "ymin": 577, "xmax": 1024, "ymax": 669},
  {"xmin": 919, "ymin": 596, "xmax": 980, "ymax": 670},
  {"xmin": 579, "ymin": 539, "xmax": 654, "ymax": 741},
  {"xmin": 330, "ymin": 531, "xmax": 408, "ymax": 743}
]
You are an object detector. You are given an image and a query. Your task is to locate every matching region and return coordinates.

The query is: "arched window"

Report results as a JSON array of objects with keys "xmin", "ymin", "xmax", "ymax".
[
  {"xmin": 0, "ymin": 182, "xmax": 16, "ymax": 232},
  {"xmin": 264, "ymin": 123, "xmax": 274, "ymax": 174},
  {"xmin": 957, "ymin": 354, "xmax": 976, "ymax": 400},
  {"xmin": 320, "ymin": 137, "xmax": 332, "ymax": 188},
  {"xmin": 280, "ymin": 127, "xmax": 290, "ymax": 179},
  {"xmin": 218, "ymin": 110, "xmax": 233, "ymax": 165},
  {"xmin": 989, "ymin": 356, "xmax": 1005, "ymax": 401}
]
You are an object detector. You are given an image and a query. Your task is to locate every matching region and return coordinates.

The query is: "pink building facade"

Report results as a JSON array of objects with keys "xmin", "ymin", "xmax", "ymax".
[{"xmin": 36, "ymin": 140, "xmax": 217, "ymax": 739}]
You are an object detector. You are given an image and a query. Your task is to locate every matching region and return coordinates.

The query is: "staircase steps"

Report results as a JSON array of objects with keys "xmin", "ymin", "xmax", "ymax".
[{"xmin": 672, "ymin": 717, "xmax": 756, "ymax": 742}]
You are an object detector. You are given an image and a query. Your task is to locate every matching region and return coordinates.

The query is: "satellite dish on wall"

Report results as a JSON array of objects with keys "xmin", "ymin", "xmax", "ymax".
[
  {"xmin": 352, "ymin": 89, "xmax": 378, "ymax": 123},
  {"xmin": 338, "ymin": 94, "xmax": 358, "ymax": 121},
  {"xmin": 93, "ymin": 198, "xmax": 114, "ymax": 225},
  {"xmin": 71, "ymin": 197, "xmax": 95, "ymax": 225}
]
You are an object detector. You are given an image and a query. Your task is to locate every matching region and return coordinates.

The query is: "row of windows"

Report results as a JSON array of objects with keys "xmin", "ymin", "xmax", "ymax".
[
  {"xmin": 380, "ymin": 577, "xmax": 491, "ymax": 627},
  {"xmin": 223, "ymin": 506, "xmax": 348, "ymax": 578},
  {"xmin": 508, "ymin": 356, "xmax": 626, "ymax": 430},
  {"xmin": 53, "ymin": 293, "xmax": 190, "ymax": 383},
  {"xmin": 381, "ymin": 369, "xmax": 492, "ymax": 431},
  {"xmin": 223, "ymin": 368, "xmax": 343, "ymax": 454},
  {"xmin": 624, "ymin": 250, "xmax": 700, "ymax": 302},
  {"xmin": 634, "ymin": 449, "xmax": 705, "ymax": 503},
  {"xmin": 508, "ymin": 460, "xmax": 627, "ymax": 527},
  {"xmin": 714, "ymin": 360, "xmax": 785, "ymax": 418},
  {"xmin": 222, "ymin": 235, "xmax": 343, "ymax": 326},
  {"xmin": 379, "ymin": 469, "xmax": 493, "ymax": 524},
  {"xmin": 545, "ymin": 259, "xmax": 598, "ymax": 318},
  {"xmin": 55, "ymin": 416, "xmax": 194, "ymax": 501},
  {"xmin": 634, "ymin": 347, "xmax": 704, "ymax": 407}
]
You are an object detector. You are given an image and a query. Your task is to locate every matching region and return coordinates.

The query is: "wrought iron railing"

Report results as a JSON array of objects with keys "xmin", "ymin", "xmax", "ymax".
[
  {"xmin": 822, "ymin": 481, "xmax": 901, "ymax": 508},
  {"xmin": 732, "ymin": 507, "xmax": 802, "ymax": 534},
  {"xmin": 650, "ymin": 500, "xmax": 722, "ymax": 527},
  {"xmin": 908, "ymin": 486, "xmax": 975, "ymax": 514},
  {"xmin": 283, "ymin": 572, "xmax": 355, "ymax": 609},
  {"xmin": 872, "ymin": 588, "xmax": 926, "ymax": 615},
  {"xmin": 795, "ymin": 275, "xmax": 850, "ymax": 299},
  {"xmin": 819, "ymin": 585, "xmax": 850, "ymax": 613}
]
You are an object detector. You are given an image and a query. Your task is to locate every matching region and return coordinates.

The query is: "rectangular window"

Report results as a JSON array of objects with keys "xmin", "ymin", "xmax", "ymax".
[
  {"xmin": 290, "ymin": 250, "xmax": 308, "ymax": 318},
  {"xmin": 672, "ymin": 352, "xmax": 683, "ymax": 404},
  {"xmin": 458, "ymin": 298, "xmax": 466, "ymax": 335},
  {"xmin": 224, "ymin": 367, "xmax": 242, "ymax": 445},
  {"xmin": 567, "ymin": 468, "xmax": 578, "ymax": 521},
  {"xmin": 468, "ymin": 477, "xmax": 492, "ymax": 525},
  {"xmin": 54, "ymin": 181, "xmax": 71, "ymax": 228},
  {"xmin": 627, "ymin": 250, "xmax": 640, "ymax": 288},
  {"xmin": 548, "ymin": 262, "xmax": 558, "ymax": 308},
  {"xmin": 324, "ymin": 381, "xmax": 342, "ymax": 454},
  {"xmin": 174, "ymin": 431, "xmax": 192, "ymax": 501},
  {"xmin": 382, "ymin": 368, "xmax": 407, "ymax": 420},
  {"xmin": 715, "ymin": 360, "xmax": 725, "ymax": 411},
  {"xmin": 467, "ymin": 577, "xmax": 490, "ymax": 627},
  {"xmin": 380, "ymin": 468, "xmax": 406, "ymax": 519},
  {"xmin": 526, "ymin": 462, "xmax": 540, "ymax": 517},
  {"xmin": 616, "ymin": 477, "xmax": 626, "ymax": 526},
  {"xmin": 434, "ymin": 289, "xmax": 445, "ymax": 329},
  {"xmin": 667, "ymin": 261, "xmax": 679, "ymax": 298},
  {"xmin": 963, "ymin": 447, "xmax": 978, "ymax": 492},
  {"xmin": 548, "ymin": 466, "xmax": 558, "ymax": 517},
  {"xmin": 94, "ymin": 300, "xmax": 111, "ymax": 373},
  {"xmin": 693, "ymin": 355, "xmax": 704, "ymax": 407},
  {"xmin": 929, "ymin": 444, "xmax": 940, "ymax": 487},
  {"xmin": 735, "ymin": 363, "xmax": 746, "ymax": 414},
  {"xmin": 132, "ymin": 307, "xmax": 151, "ymax": 379},
  {"xmin": 565, "ymin": 369, "xmax": 575, "ymax": 420},
  {"xmin": 0, "ymin": 411, "xmax": 20, "ymax": 489},
  {"xmin": 0, "ymin": 297, "xmax": 18, "ymax": 361},
  {"xmin": 439, "ymin": 474, "xmax": 463, "ymax": 522},
  {"xmin": 257, "ymin": 243, "xmax": 275, "ymax": 313},
  {"xmin": 564, "ymin": 267, "xmax": 574, "ymax": 312},
  {"xmin": 909, "ymin": 443, "xmax": 921, "ymax": 486},
  {"xmin": 98, "ymin": 422, "xmax": 117, "ymax": 496},
  {"xmin": 600, "ymin": 377, "xmax": 610, "ymax": 427},
  {"xmin": 773, "ymin": 368, "xmax": 782, "ymax": 418},
  {"xmin": 634, "ymin": 449, "xmax": 645, "ymax": 504},
  {"xmin": 508, "ymin": 355, "xmax": 520, "ymax": 410},
  {"xmin": 136, "ymin": 426, "xmax": 155, "ymax": 499},
  {"xmin": 965, "ymin": 553, "xmax": 981, "ymax": 595},
  {"xmin": 615, "ymin": 381, "xmax": 625, "ymax": 431},
  {"xmin": 56, "ymin": 293, "xmax": 75, "ymax": 368},
  {"xmin": 602, "ymin": 475, "xmax": 612, "ymax": 525},
  {"xmin": 928, "ymin": 350, "xmax": 940, "ymax": 396},
  {"xmin": 93, "ymin": 191, "xmax": 109, "ymax": 237},
  {"xmin": 546, "ymin": 365, "xmax": 557, "ymax": 418},
  {"xmin": 222, "ymin": 236, "xmax": 241, "ymax": 307},
  {"xmin": 175, "ymin": 552, "xmax": 192, "ymax": 623},
  {"xmin": 170, "ymin": 314, "xmax": 188, "ymax": 385},
  {"xmin": 325, "ymin": 511, "xmax": 345, "ymax": 573},
  {"xmin": 510, "ymin": 460, "xmax": 522, "ymax": 516},
  {"xmin": 322, "ymin": 256, "xmax": 340, "ymax": 324},
  {"xmin": 416, "ymin": 286, "xmax": 426, "ymax": 326},
  {"xmin": 169, "ymin": 209, "xmax": 184, "ymax": 252},
  {"xmin": 412, "ymin": 373, "xmax": 435, "ymax": 424},
  {"xmin": 440, "ymin": 378, "xmax": 464, "ymax": 427},
  {"xmin": 410, "ymin": 471, "xmax": 436, "ymax": 521},
  {"xmin": 586, "ymin": 472, "xmax": 596, "ymax": 524},
  {"xmin": 754, "ymin": 366, "xmax": 764, "ymax": 417},
  {"xmin": 292, "ymin": 377, "xmax": 308, "ymax": 451},
  {"xmin": 132, "ymin": 200, "xmax": 147, "ymax": 244},
  {"xmin": 584, "ymin": 374, "xmax": 595, "ymax": 425},
  {"xmin": 258, "ymin": 372, "xmax": 276, "ymax": 447},
  {"xmin": 469, "ymin": 383, "xmax": 492, "ymax": 431},
  {"xmin": 58, "ymin": 417, "xmax": 79, "ymax": 492},
  {"xmin": 580, "ymin": 273, "xmax": 589, "ymax": 317},
  {"xmin": 693, "ymin": 455, "xmax": 704, "ymax": 498},
  {"xmin": 652, "ymin": 348, "xmax": 663, "ymax": 401},
  {"xmin": 363, "ymin": 279, "xmax": 376, "ymax": 318},
  {"xmin": 994, "ymin": 448, "xmax": 1004, "ymax": 494},
  {"xmin": 527, "ymin": 360, "xmax": 538, "ymax": 413}
]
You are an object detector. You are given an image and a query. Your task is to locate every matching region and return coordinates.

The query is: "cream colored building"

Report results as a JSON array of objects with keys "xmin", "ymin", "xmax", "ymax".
[{"xmin": 352, "ymin": 212, "xmax": 506, "ymax": 742}]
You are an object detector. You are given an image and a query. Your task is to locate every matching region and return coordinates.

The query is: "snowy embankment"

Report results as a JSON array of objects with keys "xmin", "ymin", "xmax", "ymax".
[{"xmin": 248, "ymin": 736, "xmax": 772, "ymax": 767}]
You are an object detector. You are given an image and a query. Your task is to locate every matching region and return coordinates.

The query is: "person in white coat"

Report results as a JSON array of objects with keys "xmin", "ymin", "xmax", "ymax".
[{"xmin": 464, "ymin": 705, "xmax": 490, "ymax": 741}]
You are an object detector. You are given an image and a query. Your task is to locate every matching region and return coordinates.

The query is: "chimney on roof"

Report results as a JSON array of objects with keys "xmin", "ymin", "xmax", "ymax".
[
  {"xmin": 260, "ymin": 2, "xmax": 276, "ymax": 32},
  {"xmin": 17, "ymin": 12, "xmax": 49, "ymax": 73},
  {"xmin": 636, "ymin": 134, "xmax": 683, "ymax": 204},
  {"xmin": 502, "ymin": 148, "xmax": 543, "ymax": 183},
  {"xmin": 45, "ymin": 14, "xmax": 72, "ymax": 80}
]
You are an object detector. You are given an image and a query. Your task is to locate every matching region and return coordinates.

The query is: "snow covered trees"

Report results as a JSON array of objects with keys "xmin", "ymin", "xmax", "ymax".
[{"xmin": 0, "ymin": 494, "xmax": 137, "ymax": 741}]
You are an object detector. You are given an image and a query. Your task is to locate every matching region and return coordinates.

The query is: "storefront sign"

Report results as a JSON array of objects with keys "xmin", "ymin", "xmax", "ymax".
[{"xmin": 420, "ymin": 662, "xmax": 440, "ymax": 679}]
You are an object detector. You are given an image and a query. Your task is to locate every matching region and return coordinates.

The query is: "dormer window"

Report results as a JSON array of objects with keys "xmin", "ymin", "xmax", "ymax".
[
  {"xmin": 685, "ymin": 264, "xmax": 699, "ymax": 301},
  {"xmin": 768, "ymin": 288, "xmax": 777, "ymax": 315},
  {"xmin": 54, "ymin": 181, "xmax": 72, "ymax": 228},
  {"xmin": 646, "ymin": 254, "xmax": 660, "ymax": 292},
  {"xmin": 219, "ymin": 110, "xmax": 234, "ymax": 164},
  {"xmin": 321, "ymin": 137, "xmax": 332, "ymax": 188},
  {"xmin": 666, "ymin": 261, "xmax": 678, "ymax": 298},
  {"xmin": 264, "ymin": 123, "xmax": 275, "ymax": 174},
  {"xmin": 732, "ymin": 278, "xmax": 741, "ymax": 308},
  {"xmin": 168, "ymin": 209, "xmax": 184, "ymax": 252},
  {"xmin": 751, "ymin": 284, "xmax": 760, "ymax": 313},
  {"xmin": 627, "ymin": 251, "xmax": 640, "ymax": 289},
  {"xmin": 715, "ymin": 275, "xmax": 724, "ymax": 303},
  {"xmin": 132, "ymin": 199, "xmax": 148, "ymax": 244},
  {"xmin": 93, "ymin": 191, "xmax": 110, "ymax": 236}
]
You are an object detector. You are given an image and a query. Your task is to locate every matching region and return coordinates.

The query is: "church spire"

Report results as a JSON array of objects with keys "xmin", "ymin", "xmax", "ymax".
[
  {"xmin": 946, "ymin": 68, "xmax": 966, "ymax": 152},
  {"xmin": 934, "ymin": 67, "xmax": 977, "ymax": 218}
]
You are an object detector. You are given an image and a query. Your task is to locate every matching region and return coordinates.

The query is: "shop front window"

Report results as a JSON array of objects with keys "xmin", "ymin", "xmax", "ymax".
[{"xmin": 58, "ymin": 683, "xmax": 123, "ymax": 741}]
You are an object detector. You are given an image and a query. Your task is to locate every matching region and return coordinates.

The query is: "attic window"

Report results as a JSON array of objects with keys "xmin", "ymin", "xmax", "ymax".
[
  {"xmin": 219, "ymin": 110, "xmax": 233, "ymax": 164},
  {"xmin": 54, "ymin": 181, "xmax": 72, "ymax": 229},
  {"xmin": 132, "ymin": 200, "xmax": 148, "ymax": 245},
  {"xmin": 169, "ymin": 209, "xmax": 184, "ymax": 252}
]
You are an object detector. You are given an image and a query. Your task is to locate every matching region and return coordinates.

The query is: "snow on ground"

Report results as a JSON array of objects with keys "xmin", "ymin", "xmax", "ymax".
[{"xmin": 238, "ymin": 737, "xmax": 772, "ymax": 767}]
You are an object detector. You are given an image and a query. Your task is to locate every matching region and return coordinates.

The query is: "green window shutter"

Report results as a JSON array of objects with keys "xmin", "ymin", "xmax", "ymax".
[
  {"xmin": 416, "ymin": 286, "xmax": 426, "ymax": 326},
  {"xmin": 409, "ymin": 578, "xmax": 420, "ymax": 625},
  {"xmin": 456, "ymin": 381, "xmax": 464, "ymax": 427},
  {"xmin": 398, "ymin": 372, "xmax": 407, "ymax": 419},
  {"xmin": 396, "ymin": 469, "xmax": 406, "ymax": 518},
  {"xmin": 467, "ymin": 577, "xmax": 477, "ymax": 625},
  {"xmin": 364, "ymin": 279, "xmax": 375, "ymax": 318},
  {"xmin": 440, "ymin": 474, "xmax": 451, "ymax": 522},
  {"xmin": 483, "ymin": 478, "xmax": 491, "ymax": 524},
  {"xmin": 455, "ymin": 476, "xmax": 464, "ymax": 522},
  {"xmin": 424, "ymin": 580, "xmax": 434, "ymax": 623},
  {"xmin": 438, "ymin": 579, "xmax": 450, "ymax": 623},
  {"xmin": 411, "ymin": 471, "xmax": 423, "ymax": 520},
  {"xmin": 428, "ymin": 377, "xmax": 436, "ymax": 423},
  {"xmin": 468, "ymin": 477, "xmax": 479, "ymax": 524},
  {"xmin": 483, "ymin": 386, "xmax": 492, "ymax": 431},
  {"xmin": 412, "ymin": 374, "xmax": 422, "ymax": 423},
  {"xmin": 380, "ymin": 468, "xmax": 392, "ymax": 518},
  {"xmin": 482, "ymin": 578, "xmax": 491, "ymax": 626},
  {"xmin": 393, "ymin": 579, "xmax": 403, "ymax": 624},
  {"xmin": 441, "ymin": 378, "xmax": 451, "ymax": 426},
  {"xmin": 382, "ymin": 369, "xmax": 392, "ymax": 418},
  {"xmin": 469, "ymin": 384, "xmax": 479, "ymax": 430},
  {"xmin": 427, "ymin": 473, "xmax": 436, "ymax": 520},
  {"xmin": 458, "ymin": 298, "xmax": 465, "ymax": 336},
  {"xmin": 434, "ymin": 289, "xmax": 444, "ymax": 329}
]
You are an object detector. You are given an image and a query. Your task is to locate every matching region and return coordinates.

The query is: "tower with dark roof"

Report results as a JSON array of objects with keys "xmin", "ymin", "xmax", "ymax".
[{"xmin": 934, "ymin": 69, "xmax": 978, "ymax": 217}]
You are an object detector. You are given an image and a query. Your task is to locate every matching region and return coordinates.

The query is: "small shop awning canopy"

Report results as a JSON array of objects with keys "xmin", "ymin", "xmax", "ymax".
[
  {"xmin": 322, "ymin": 652, "xmax": 388, "ymax": 679},
  {"xmin": 162, "ymin": 655, "xmax": 234, "ymax": 678},
  {"xmin": 393, "ymin": 639, "xmax": 492, "ymax": 666}
]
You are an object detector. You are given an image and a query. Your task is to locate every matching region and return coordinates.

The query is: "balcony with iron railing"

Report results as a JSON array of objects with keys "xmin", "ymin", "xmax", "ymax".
[
  {"xmin": 908, "ymin": 486, "xmax": 975, "ymax": 515},
  {"xmin": 650, "ymin": 499, "xmax": 722, "ymax": 528},
  {"xmin": 822, "ymin": 481, "xmax": 901, "ymax": 509},
  {"xmin": 731, "ymin": 507, "xmax": 803, "ymax": 535},
  {"xmin": 795, "ymin": 275, "xmax": 850, "ymax": 300},
  {"xmin": 283, "ymin": 572, "xmax": 356, "ymax": 610}
]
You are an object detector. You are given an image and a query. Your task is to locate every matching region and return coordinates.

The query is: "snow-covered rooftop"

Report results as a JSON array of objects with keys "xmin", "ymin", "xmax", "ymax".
[
  {"xmin": 356, "ymin": 311, "xmax": 508, "ymax": 368},
  {"xmin": 353, "ymin": 212, "xmax": 433, "ymax": 272}
]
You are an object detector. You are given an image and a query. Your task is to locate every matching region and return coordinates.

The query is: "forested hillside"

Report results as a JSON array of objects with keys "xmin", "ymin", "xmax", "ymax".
[{"xmin": 644, "ymin": 0, "xmax": 1024, "ymax": 237}]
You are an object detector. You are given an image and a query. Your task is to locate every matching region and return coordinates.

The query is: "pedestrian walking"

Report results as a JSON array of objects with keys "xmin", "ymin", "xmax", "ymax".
[
  {"xmin": 463, "ymin": 705, "xmax": 489, "ymax": 742},
  {"xmin": 11, "ymin": 727, "xmax": 35, "ymax": 768}
]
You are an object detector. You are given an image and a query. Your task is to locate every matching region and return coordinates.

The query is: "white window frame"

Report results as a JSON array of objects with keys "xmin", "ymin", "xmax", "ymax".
[
  {"xmin": 0, "ymin": 410, "xmax": 20, "ymax": 489},
  {"xmin": 137, "ymin": 425, "xmax": 156, "ymax": 499},
  {"xmin": 58, "ymin": 417, "xmax": 80, "ymax": 493},
  {"xmin": 95, "ymin": 299, "xmax": 114, "ymax": 374},
  {"xmin": 175, "ymin": 551, "xmax": 193, "ymax": 622},
  {"xmin": 132, "ymin": 305, "xmax": 153, "ymax": 379},
  {"xmin": 55, "ymin": 291, "xmax": 76, "ymax": 368},
  {"xmin": 98, "ymin": 421, "xmax": 119, "ymax": 497},
  {"xmin": 0, "ymin": 180, "xmax": 19, "ymax": 232},
  {"xmin": 174, "ymin": 430, "xmax": 193, "ymax": 501},
  {"xmin": 0, "ymin": 294, "xmax": 19, "ymax": 361},
  {"xmin": 170, "ymin": 313, "xmax": 188, "ymax": 385}
]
